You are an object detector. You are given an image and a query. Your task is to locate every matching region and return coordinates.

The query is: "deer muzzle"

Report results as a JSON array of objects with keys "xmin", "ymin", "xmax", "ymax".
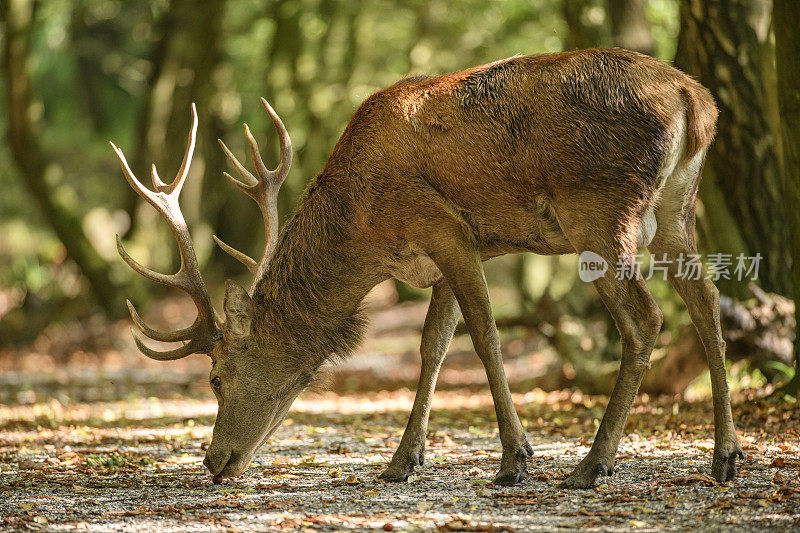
[
  {"xmin": 203, "ymin": 415, "xmax": 283, "ymax": 480},
  {"xmin": 203, "ymin": 447, "xmax": 250, "ymax": 482}
]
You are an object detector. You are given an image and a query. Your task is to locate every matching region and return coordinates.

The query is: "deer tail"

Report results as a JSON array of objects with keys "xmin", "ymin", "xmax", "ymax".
[{"xmin": 680, "ymin": 79, "xmax": 718, "ymax": 165}]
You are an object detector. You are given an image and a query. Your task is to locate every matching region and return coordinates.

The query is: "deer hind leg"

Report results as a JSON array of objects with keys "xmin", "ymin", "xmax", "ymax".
[
  {"xmin": 562, "ymin": 249, "xmax": 663, "ymax": 489},
  {"xmin": 547, "ymin": 189, "xmax": 663, "ymax": 488},
  {"xmin": 648, "ymin": 152, "xmax": 743, "ymax": 482},
  {"xmin": 379, "ymin": 282, "xmax": 460, "ymax": 482}
]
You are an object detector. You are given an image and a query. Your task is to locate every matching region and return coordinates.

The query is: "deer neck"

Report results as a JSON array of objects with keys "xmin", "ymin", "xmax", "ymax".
[{"xmin": 251, "ymin": 181, "xmax": 378, "ymax": 368}]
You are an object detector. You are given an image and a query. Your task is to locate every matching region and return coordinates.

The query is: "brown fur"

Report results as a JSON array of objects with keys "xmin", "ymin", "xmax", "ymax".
[
  {"xmin": 203, "ymin": 48, "xmax": 739, "ymax": 488},
  {"xmin": 253, "ymin": 48, "xmax": 717, "ymax": 363}
]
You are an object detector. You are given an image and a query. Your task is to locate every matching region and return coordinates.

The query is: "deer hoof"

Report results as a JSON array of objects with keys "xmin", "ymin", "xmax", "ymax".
[
  {"xmin": 494, "ymin": 468, "xmax": 526, "ymax": 486},
  {"xmin": 560, "ymin": 456, "xmax": 613, "ymax": 489},
  {"xmin": 597, "ymin": 463, "xmax": 613, "ymax": 477},
  {"xmin": 378, "ymin": 466, "xmax": 411, "ymax": 482},
  {"xmin": 493, "ymin": 443, "xmax": 531, "ymax": 486},
  {"xmin": 711, "ymin": 444, "xmax": 744, "ymax": 482},
  {"xmin": 379, "ymin": 450, "xmax": 423, "ymax": 482}
]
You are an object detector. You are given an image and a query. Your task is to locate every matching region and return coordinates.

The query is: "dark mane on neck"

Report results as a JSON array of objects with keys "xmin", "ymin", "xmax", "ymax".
[{"xmin": 253, "ymin": 177, "xmax": 367, "ymax": 366}]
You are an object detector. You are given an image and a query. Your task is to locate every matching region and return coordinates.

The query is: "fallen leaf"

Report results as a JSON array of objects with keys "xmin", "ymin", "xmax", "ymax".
[{"xmin": 669, "ymin": 473, "xmax": 718, "ymax": 486}]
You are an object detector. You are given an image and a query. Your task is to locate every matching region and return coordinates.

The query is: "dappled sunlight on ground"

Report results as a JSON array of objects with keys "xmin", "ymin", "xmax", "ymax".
[
  {"xmin": 2, "ymin": 288, "xmax": 799, "ymax": 530},
  {"xmin": 1, "ymin": 382, "xmax": 799, "ymax": 531}
]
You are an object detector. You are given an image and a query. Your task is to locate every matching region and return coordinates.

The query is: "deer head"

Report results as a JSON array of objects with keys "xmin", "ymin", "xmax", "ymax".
[{"xmin": 113, "ymin": 99, "xmax": 297, "ymax": 481}]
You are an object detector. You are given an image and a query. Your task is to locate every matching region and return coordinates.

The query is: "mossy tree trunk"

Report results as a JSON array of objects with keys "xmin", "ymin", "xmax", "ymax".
[
  {"xmin": 773, "ymin": 0, "xmax": 800, "ymax": 393},
  {"xmin": 562, "ymin": 0, "xmax": 611, "ymax": 51},
  {"xmin": 1, "ymin": 0, "xmax": 126, "ymax": 317},
  {"xmin": 121, "ymin": 0, "xmax": 231, "ymax": 274},
  {"xmin": 607, "ymin": 0, "xmax": 655, "ymax": 56},
  {"xmin": 676, "ymin": 0, "xmax": 790, "ymax": 298}
]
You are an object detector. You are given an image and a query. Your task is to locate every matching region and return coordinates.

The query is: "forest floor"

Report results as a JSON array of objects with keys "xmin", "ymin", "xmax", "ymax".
[{"xmin": 1, "ymin": 293, "xmax": 800, "ymax": 531}]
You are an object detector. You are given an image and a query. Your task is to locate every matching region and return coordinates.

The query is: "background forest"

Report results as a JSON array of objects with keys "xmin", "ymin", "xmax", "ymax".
[
  {"xmin": 0, "ymin": 0, "xmax": 798, "ymax": 397},
  {"xmin": 2, "ymin": 1, "xmax": 800, "ymax": 531}
]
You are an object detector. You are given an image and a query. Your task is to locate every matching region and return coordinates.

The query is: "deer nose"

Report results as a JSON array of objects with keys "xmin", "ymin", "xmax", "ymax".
[
  {"xmin": 203, "ymin": 446, "xmax": 230, "ymax": 477},
  {"xmin": 202, "ymin": 453, "xmax": 212, "ymax": 471}
]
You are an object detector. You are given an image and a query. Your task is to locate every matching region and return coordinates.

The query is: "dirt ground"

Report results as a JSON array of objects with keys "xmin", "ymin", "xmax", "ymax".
[{"xmin": 1, "ymin": 296, "xmax": 799, "ymax": 531}]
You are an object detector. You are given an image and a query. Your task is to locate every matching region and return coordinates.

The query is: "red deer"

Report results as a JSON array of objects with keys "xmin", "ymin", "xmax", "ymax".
[{"xmin": 113, "ymin": 48, "xmax": 743, "ymax": 488}]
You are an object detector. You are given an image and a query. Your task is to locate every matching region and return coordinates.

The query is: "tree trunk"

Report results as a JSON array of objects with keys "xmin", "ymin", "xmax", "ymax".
[
  {"xmin": 773, "ymin": 0, "xmax": 800, "ymax": 393},
  {"xmin": 121, "ymin": 3, "xmax": 175, "ymax": 233},
  {"xmin": 562, "ymin": 0, "xmax": 610, "ymax": 51},
  {"xmin": 1, "ymin": 0, "xmax": 126, "ymax": 317},
  {"xmin": 122, "ymin": 0, "xmax": 229, "ymax": 273},
  {"xmin": 607, "ymin": 0, "xmax": 655, "ymax": 56},
  {"xmin": 68, "ymin": 1, "xmax": 107, "ymax": 133},
  {"xmin": 676, "ymin": 0, "xmax": 790, "ymax": 298},
  {"xmin": 158, "ymin": 0, "xmax": 226, "ymax": 227}
]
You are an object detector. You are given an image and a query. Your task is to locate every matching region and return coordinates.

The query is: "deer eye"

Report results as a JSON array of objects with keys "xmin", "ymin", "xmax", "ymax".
[{"xmin": 210, "ymin": 376, "xmax": 221, "ymax": 393}]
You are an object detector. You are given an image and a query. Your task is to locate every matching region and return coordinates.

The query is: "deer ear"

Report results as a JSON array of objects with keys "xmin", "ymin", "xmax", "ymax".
[{"xmin": 223, "ymin": 280, "xmax": 253, "ymax": 338}]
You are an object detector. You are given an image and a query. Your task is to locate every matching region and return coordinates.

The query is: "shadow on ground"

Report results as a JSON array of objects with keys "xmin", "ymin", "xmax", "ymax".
[
  {"xmin": 1, "ymin": 293, "xmax": 799, "ymax": 530},
  {"xmin": 1, "ymin": 382, "xmax": 799, "ymax": 531}
]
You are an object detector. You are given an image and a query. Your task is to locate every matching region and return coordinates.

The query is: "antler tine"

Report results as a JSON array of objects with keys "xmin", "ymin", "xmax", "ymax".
[
  {"xmin": 110, "ymin": 141, "xmax": 158, "ymax": 207},
  {"xmin": 116, "ymin": 235, "xmax": 179, "ymax": 287},
  {"xmin": 131, "ymin": 329, "xmax": 200, "ymax": 361},
  {"xmin": 243, "ymin": 123, "xmax": 271, "ymax": 186},
  {"xmin": 151, "ymin": 164, "xmax": 167, "ymax": 190},
  {"xmin": 112, "ymin": 103, "xmax": 218, "ymax": 360},
  {"xmin": 126, "ymin": 300, "xmax": 197, "ymax": 342},
  {"xmin": 216, "ymin": 98, "xmax": 293, "ymax": 294},
  {"xmin": 212, "ymin": 235, "xmax": 257, "ymax": 274},
  {"xmin": 218, "ymin": 139, "xmax": 259, "ymax": 189},
  {"xmin": 260, "ymin": 97, "xmax": 293, "ymax": 187},
  {"xmin": 168, "ymin": 102, "xmax": 198, "ymax": 195}
]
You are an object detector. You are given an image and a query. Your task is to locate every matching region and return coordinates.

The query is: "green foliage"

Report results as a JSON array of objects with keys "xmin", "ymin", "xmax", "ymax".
[
  {"xmin": 0, "ymin": 0, "xmax": 681, "ymax": 282},
  {"xmin": 5, "ymin": 0, "xmax": 786, "ymax": 391}
]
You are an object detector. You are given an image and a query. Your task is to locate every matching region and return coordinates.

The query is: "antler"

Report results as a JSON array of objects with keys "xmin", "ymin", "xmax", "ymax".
[
  {"xmin": 112, "ymin": 103, "xmax": 219, "ymax": 360},
  {"xmin": 215, "ymin": 97, "xmax": 292, "ymax": 294}
]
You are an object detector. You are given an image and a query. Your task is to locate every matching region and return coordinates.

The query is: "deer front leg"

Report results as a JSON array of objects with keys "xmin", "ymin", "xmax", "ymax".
[
  {"xmin": 429, "ymin": 246, "xmax": 532, "ymax": 486},
  {"xmin": 561, "ymin": 274, "xmax": 662, "ymax": 489},
  {"xmin": 379, "ymin": 282, "xmax": 460, "ymax": 482}
]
